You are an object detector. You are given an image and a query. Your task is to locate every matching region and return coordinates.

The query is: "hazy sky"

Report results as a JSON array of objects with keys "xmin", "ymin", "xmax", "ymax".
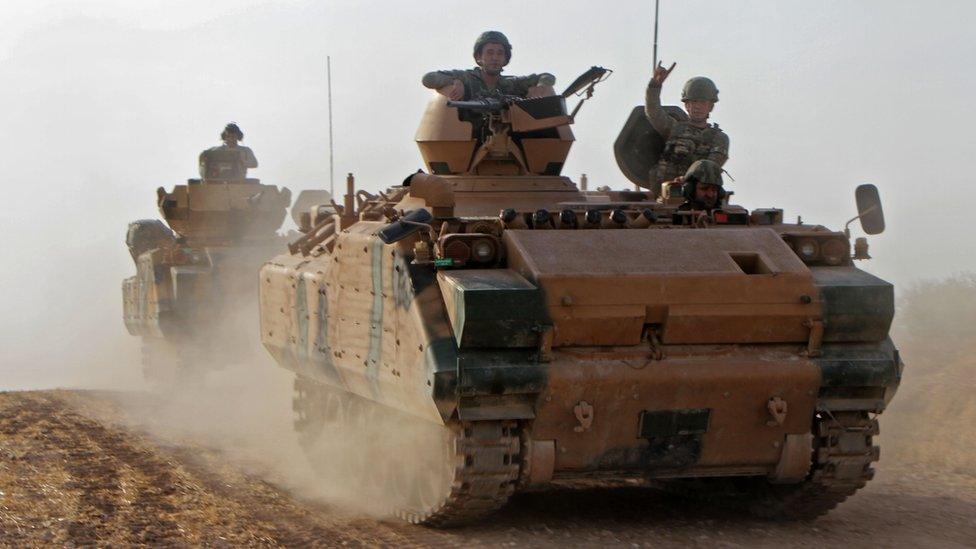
[{"xmin": 1, "ymin": 0, "xmax": 973, "ymax": 388}]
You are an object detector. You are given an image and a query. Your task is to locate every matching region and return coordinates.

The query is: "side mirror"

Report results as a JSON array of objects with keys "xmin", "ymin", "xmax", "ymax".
[{"xmin": 855, "ymin": 184, "xmax": 885, "ymax": 235}]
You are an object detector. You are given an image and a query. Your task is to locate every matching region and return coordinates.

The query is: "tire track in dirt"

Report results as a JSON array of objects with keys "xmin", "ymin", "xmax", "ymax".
[
  {"xmin": 0, "ymin": 391, "xmax": 450, "ymax": 547},
  {"xmin": 161, "ymin": 445, "xmax": 414, "ymax": 547},
  {"xmin": 1, "ymin": 392, "xmax": 184, "ymax": 545},
  {"xmin": 4, "ymin": 390, "xmax": 976, "ymax": 548},
  {"xmin": 60, "ymin": 389, "xmax": 480, "ymax": 547}
]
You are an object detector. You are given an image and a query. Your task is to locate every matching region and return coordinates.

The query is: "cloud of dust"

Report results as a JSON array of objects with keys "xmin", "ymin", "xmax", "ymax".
[
  {"xmin": 102, "ymin": 286, "xmax": 449, "ymax": 520},
  {"xmin": 882, "ymin": 273, "xmax": 976, "ymax": 478}
]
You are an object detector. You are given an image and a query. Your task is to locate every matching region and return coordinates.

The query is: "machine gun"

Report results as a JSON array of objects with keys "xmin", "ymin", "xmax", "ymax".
[
  {"xmin": 446, "ymin": 95, "xmax": 521, "ymax": 114},
  {"xmin": 447, "ymin": 66, "xmax": 610, "ymax": 120}
]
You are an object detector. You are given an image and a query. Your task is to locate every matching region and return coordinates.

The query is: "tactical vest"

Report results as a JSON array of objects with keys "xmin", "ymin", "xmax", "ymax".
[{"xmin": 653, "ymin": 122, "xmax": 725, "ymax": 185}]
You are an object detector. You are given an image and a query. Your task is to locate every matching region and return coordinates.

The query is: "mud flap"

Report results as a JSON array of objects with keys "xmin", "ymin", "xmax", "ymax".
[{"xmin": 769, "ymin": 433, "xmax": 814, "ymax": 483}]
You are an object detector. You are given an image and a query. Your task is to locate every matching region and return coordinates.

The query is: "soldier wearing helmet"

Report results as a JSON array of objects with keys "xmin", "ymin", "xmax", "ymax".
[
  {"xmin": 422, "ymin": 31, "xmax": 556, "ymax": 101},
  {"xmin": 198, "ymin": 122, "xmax": 258, "ymax": 181},
  {"xmin": 677, "ymin": 159, "xmax": 726, "ymax": 212},
  {"xmin": 645, "ymin": 62, "xmax": 729, "ymax": 194}
]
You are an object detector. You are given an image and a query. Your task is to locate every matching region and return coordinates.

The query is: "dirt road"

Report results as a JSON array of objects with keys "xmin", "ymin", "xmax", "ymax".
[{"xmin": 1, "ymin": 389, "xmax": 974, "ymax": 548}]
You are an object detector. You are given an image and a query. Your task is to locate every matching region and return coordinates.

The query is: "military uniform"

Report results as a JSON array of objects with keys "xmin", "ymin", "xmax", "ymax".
[
  {"xmin": 198, "ymin": 144, "xmax": 258, "ymax": 180},
  {"xmin": 422, "ymin": 68, "xmax": 555, "ymax": 100},
  {"xmin": 644, "ymin": 81, "xmax": 729, "ymax": 190}
]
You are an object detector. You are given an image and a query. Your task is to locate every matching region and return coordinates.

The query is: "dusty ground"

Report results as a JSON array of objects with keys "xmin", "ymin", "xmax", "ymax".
[{"xmin": 1, "ymin": 379, "xmax": 974, "ymax": 548}]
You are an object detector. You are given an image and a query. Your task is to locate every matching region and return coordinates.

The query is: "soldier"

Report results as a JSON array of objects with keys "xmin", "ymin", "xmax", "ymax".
[
  {"xmin": 645, "ymin": 62, "xmax": 729, "ymax": 193},
  {"xmin": 199, "ymin": 122, "xmax": 258, "ymax": 180},
  {"xmin": 422, "ymin": 31, "xmax": 556, "ymax": 101},
  {"xmin": 678, "ymin": 159, "xmax": 726, "ymax": 212}
]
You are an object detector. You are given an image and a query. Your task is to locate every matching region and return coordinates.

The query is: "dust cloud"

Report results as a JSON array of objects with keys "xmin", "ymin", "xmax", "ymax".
[
  {"xmin": 76, "ymin": 295, "xmax": 449, "ymax": 520},
  {"xmin": 881, "ymin": 274, "xmax": 976, "ymax": 478}
]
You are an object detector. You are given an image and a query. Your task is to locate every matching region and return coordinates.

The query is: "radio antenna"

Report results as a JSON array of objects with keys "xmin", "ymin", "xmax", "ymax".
[
  {"xmin": 652, "ymin": 0, "xmax": 660, "ymax": 68},
  {"xmin": 327, "ymin": 55, "xmax": 335, "ymax": 197}
]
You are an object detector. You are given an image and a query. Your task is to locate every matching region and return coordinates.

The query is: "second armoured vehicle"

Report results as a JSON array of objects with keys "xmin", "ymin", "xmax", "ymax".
[
  {"xmin": 123, "ymin": 148, "xmax": 293, "ymax": 382},
  {"xmin": 259, "ymin": 68, "xmax": 901, "ymax": 526}
]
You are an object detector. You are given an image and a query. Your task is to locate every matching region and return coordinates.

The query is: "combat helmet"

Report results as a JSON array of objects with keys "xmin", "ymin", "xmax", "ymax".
[
  {"xmin": 681, "ymin": 77, "xmax": 719, "ymax": 103},
  {"xmin": 473, "ymin": 31, "xmax": 512, "ymax": 64},
  {"xmin": 681, "ymin": 159, "xmax": 726, "ymax": 201},
  {"xmin": 221, "ymin": 122, "xmax": 244, "ymax": 141}
]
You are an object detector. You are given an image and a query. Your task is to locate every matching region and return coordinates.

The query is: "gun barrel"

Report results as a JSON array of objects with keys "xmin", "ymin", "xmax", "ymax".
[{"xmin": 446, "ymin": 98, "xmax": 508, "ymax": 112}]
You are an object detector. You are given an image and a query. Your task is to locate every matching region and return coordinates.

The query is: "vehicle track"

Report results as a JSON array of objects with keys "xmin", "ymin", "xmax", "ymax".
[{"xmin": 1, "ymin": 390, "xmax": 975, "ymax": 547}]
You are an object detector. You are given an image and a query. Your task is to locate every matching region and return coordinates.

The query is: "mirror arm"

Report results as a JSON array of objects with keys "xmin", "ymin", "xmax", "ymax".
[
  {"xmin": 844, "ymin": 204, "xmax": 878, "ymax": 238},
  {"xmin": 843, "ymin": 216, "xmax": 857, "ymax": 239}
]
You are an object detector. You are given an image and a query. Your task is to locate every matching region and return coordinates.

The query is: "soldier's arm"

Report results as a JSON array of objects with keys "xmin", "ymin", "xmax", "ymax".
[
  {"xmin": 422, "ymin": 70, "xmax": 464, "ymax": 90},
  {"xmin": 644, "ymin": 80, "xmax": 674, "ymax": 137},
  {"xmin": 198, "ymin": 150, "xmax": 208, "ymax": 177},
  {"xmin": 242, "ymin": 147, "xmax": 258, "ymax": 169},
  {"xmin": 708, "ymin": 131, "xmax": 729, "ymax": 166},
  {"xmin": 512, "ymin": 73, "xmax": 556, "ymax": 96},
  {"xmin": 536, "ymin": 72, "xmax": 556, "ymax": 86}
]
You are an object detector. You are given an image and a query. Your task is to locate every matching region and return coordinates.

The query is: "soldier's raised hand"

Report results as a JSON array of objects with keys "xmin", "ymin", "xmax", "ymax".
[
  {"xmin": 438, "ymin": 79, "xmax": 465, "ymax": 101},
  {"xmin": 651, "ymin": 62, "xmax": 676, "ymax": 87}
]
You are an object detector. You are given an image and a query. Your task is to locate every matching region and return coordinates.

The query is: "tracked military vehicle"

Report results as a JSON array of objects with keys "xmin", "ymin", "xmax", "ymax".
[
  {"xmin": 259, "ymin": 67, "xmax": 901, "ymax": 526},
  {"xmin": 123, "ymin": 148, "xmax": 295, "ymax": 382}
]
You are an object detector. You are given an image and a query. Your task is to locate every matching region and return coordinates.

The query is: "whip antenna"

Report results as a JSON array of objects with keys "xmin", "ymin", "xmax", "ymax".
[
  {"xmin": 652, "ymin": 0, "xmax": 660, "ymax": 67},
  {"xmin": 327, "ymin": 55, "xmax": 335, "ymax": 197}
]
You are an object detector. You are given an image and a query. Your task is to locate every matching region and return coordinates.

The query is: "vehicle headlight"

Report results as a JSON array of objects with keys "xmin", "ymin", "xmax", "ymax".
[
  {"xmin": 796, "ymin": 239, "xmax": 820, "ymax": 260},
  {"xmin": 820, "ymin": 238, "xmax": 849, "ymax": 266},
  {"xmin": 444, "ymin": 240, "xmax": 471, "ymax": 263},
  {"xmin": 471, "ymin": 239, "xmax": 496, "ymax": 263},
  {"xmin": 437, "ymin": 233, "xmax": 502, "ymax": 268}
]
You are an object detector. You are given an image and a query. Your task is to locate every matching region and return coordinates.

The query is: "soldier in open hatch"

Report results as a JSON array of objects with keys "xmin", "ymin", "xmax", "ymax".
[
  {"xmin": 422, "ymin": 31, "xmax": 556, "ymax": 101},
  {"xmin": 198, "ymin": 122, "xmax": 258, "ymax": 181},
  {"xmin": 645, "ymin": 62, "xmax": 729, "ymax": 191},
  {"xmin": 678, "ymin": 159, "xmax": 725, "ymax": 212}
]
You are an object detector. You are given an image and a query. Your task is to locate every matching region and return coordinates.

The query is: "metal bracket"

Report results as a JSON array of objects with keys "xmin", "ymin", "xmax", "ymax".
[
  {"xmin": 803, "ymin": 319, "xmax": 824, "ymax": 357},
  {"xmin": 646, "ymin": 328, "xmax": 665, "ymax": 361},
  {"xmin": 536, "ymin": 324, "xmax": 554, "ymax": 363},
  {"xmin": 766, "ymin": 396, "xmax": 788, "ymax": 427},
  {"xmin": 573, "ymin": 401, "xmax": 594, "ymax": 433}
]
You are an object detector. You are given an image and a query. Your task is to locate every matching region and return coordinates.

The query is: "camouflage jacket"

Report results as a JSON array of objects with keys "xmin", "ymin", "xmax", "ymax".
[
  {"xmin": 422, "ymin": 67, "xmax": 556, "ymax": 99},
  {"xmin": 644, "ymin": 82, "xmax": 729, "ymax": 186}
]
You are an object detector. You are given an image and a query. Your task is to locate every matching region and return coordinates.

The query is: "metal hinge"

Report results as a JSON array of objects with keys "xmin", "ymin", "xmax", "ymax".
[{"xmin": 534, "ymin": 324, "xmax": 554, "ymax": 363}]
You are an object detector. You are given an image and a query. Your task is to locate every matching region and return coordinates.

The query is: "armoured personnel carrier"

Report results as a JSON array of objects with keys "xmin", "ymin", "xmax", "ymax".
[
  {"xmin": 259, "ymin": 67, "xmax": 900, "ymax": 526},
  {"xmin": 123, "ymin": 148, "xmax": 294, "ymax": 383}
]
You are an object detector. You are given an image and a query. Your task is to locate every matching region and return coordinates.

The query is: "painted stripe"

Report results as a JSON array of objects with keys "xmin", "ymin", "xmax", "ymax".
[
  {"xmin": 365, "ymin": 237, "xmax": 385, "ymax": 397},
  {"xmin": 295, "ymin": 274, "xmax": 308, "ymax": 362}
]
